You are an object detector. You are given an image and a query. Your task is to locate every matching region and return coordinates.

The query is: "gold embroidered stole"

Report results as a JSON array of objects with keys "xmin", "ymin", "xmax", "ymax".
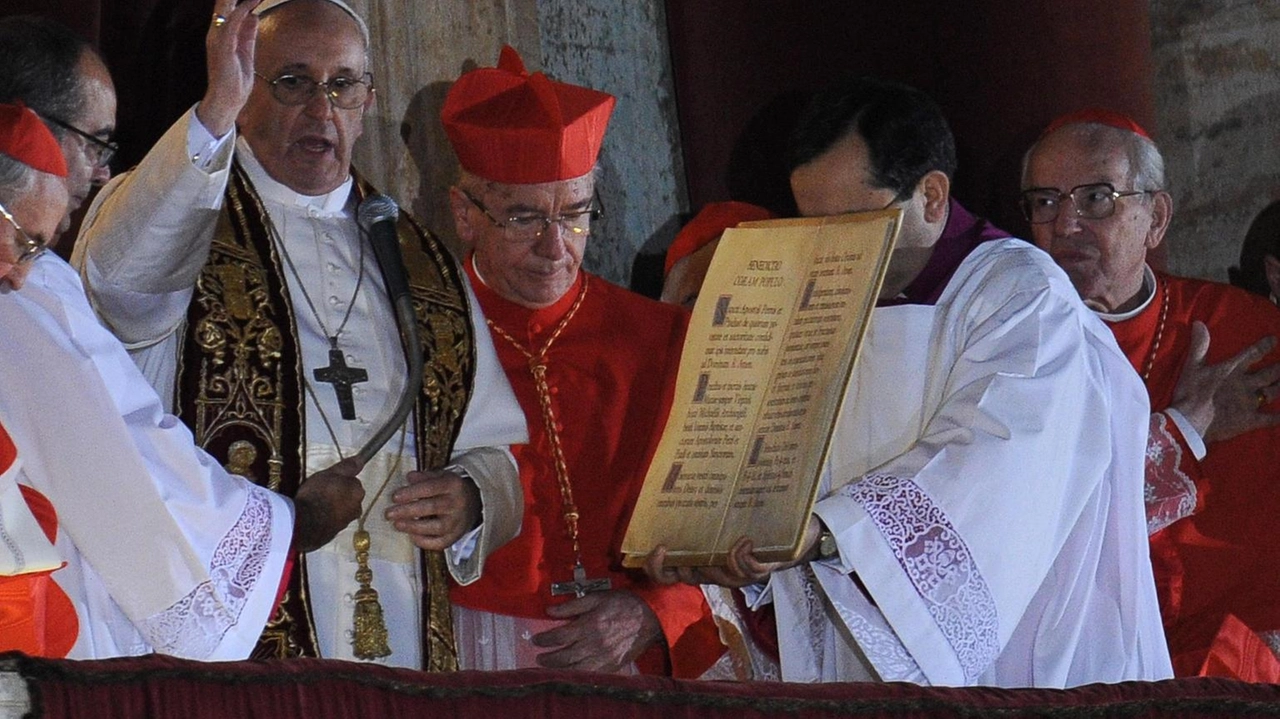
[{"xmin": 176, "ymin": 162, "xmax": 474, "ymax": 669}]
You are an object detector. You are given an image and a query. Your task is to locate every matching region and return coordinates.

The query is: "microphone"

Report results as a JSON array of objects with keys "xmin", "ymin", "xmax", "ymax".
[
  {"xmin": 358, "ymin": 194, "xmax": 410, "ymax": 304},
  {"xmin": 353, "ymin": 193, "xmax": 423, "ymax": 466}
]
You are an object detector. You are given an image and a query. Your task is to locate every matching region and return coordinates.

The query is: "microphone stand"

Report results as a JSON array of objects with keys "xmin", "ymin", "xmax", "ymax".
[
  {"xmin": 348, "ymin": 196, "xmax": 424, "ymax": 660},
  {"xmin": 355, "ymin": 293, "xmax": 422, "ymax": 464}
]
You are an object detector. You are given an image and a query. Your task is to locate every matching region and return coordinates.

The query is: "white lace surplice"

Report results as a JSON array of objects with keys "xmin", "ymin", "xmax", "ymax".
[
  {"xmin": 0, "ymin": 257, "xmax": 293, "ymax": 660},
  {"xmin": 759, "ymin": 240, "xmax": 1171, "ymax": 688}
]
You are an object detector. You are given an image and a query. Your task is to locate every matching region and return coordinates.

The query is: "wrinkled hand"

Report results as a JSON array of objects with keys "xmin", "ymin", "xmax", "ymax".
[
  {"xmin": 292, "ymin": 457, "xmax": 365, "ymax": 553},
  {"xmin": 533, "ymin": 590, "xmax": 662, "ymax": 673},
  {"xmin": 196, "ymin": 0, "xmax": 261, "ymax": 136},
  {"xmin": 384, "ymin": 469, "xmax": 481, "ymax": 551},
  {"xmin": 1170, "ymin": 321, "xmax": 1280, "ymax": 443}
]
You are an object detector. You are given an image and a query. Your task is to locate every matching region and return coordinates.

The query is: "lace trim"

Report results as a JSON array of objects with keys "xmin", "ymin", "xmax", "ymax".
[
  {"xmin": 822, "ymin": 574, "xmax": 923, "ymax": 682},
  {"xmin": 846, "ymin": 474, "xmax": 999, "ymax": 682},
  {"xmin": 701, "ymin": 586, "xmax": 780, "ymax": 681},
  {"xmin": 1144, "ymin": 413, "xmax": 1198, "ymax": 535},
  {"xmin": 137, "ymin": 488, "xmax": 274, "ymax": 658}
]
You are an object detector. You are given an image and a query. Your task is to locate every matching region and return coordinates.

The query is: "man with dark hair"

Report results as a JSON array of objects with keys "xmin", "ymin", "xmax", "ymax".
[
  {"xmin": 0, "ymin": 15, "xmax": 116, "ymax": 240},
  {"xmin": 1024, "ymin": 110, "xmax": 1280, "ymax": 679},
  {"xmin": 648, "ymin": 77, "xmax": 1170, "ymax": 687}
]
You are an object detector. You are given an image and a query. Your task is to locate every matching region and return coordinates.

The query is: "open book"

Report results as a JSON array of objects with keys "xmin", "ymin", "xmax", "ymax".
[{"xmin": 622, "ymin": 209, "xmax": 900, "ymax": 567}]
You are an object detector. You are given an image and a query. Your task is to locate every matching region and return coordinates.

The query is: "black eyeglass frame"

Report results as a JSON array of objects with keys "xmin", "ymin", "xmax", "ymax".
[{"xmin": 42, "ymin": 114, "xmax": 117, "ymax": 169}]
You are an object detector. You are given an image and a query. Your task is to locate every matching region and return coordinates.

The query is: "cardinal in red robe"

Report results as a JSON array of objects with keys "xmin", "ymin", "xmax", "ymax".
[
  {"xmin": 440, "ymin": 46, "xmax": 723, "ymax": 677},
  {"xmin": 1027, "ymin": 108, "xmax": 1280, "ymax": 680}
]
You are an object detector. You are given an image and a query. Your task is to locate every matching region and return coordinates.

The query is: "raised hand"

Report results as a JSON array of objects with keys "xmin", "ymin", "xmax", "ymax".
[
  {"xmin": 1170, "ymin": 321, "xmax": 1280, "ymax": 444},
  {"xmin": 196, "ymin": 0, "xmax": 262, "ymax": 137}
]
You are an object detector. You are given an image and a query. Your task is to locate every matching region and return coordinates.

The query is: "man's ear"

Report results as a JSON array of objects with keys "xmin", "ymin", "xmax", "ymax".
[
  {"xmin": 919, "ymin": 170, "xmax": 950, "ymax": 224},
  {"xmin": 449, "ymin": 186, "xmax": 475, "ymax": 248},
  {"xmin": 1145, "ymin": 190, "xmax": 1174, "ymax": 251}
]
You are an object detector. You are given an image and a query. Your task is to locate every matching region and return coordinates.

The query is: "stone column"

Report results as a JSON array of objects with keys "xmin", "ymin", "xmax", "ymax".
[{"xmin": 347, "ymin": 0, "xmax": 541, "ymax": 253}]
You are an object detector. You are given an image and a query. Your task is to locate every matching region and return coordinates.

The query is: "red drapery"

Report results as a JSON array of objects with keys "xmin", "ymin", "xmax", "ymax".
[{"xmin": 8, "ymin": 652, "xmax": 1280, "ymax": 719}]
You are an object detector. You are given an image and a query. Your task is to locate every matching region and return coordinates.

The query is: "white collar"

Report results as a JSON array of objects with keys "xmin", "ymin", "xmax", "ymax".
[
  {"xmin": 235, "ymin": 137, "xmax": 354, "ymax": 217},
  {"xmin": 1095, "ymin": 265, "xmax": 1157, "ymax": 322}
]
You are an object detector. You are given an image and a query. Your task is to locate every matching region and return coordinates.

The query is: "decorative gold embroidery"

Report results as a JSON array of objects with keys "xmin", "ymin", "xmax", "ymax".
[{"xmin": 174, "ymin": 164, "xmax": 476, "ymax": 668}]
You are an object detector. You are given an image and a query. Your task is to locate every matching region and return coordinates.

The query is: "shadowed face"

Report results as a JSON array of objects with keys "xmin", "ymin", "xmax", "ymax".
[
  {"xmin": 54, "ymin": 50, "xmax": 116, "ymax": 239},
  {"xmin": 790, "ymin": 131, "xmax": 943, "ymax": 298},
  {"xmin": 452, "ymin": 172, "xmax": 596, "ymax": 309},
  {"xmin": 1, "ymin": 171, "xmax": 68, "ymax": 289},
  {"xmin": 661, "ymin": 237, "xmax": 720, "ymax": 309},
  {"xmin": 238, "ymin": 0, "xmax": 373, "ymax": 196}
]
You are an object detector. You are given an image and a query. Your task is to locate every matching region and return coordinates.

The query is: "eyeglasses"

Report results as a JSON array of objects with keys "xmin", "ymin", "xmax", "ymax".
[
  {"xmin": 42, "ymin": 115, "xmax": 117, "ymax": 169},
  {"xmin": 462, "ymin": 189, "xmax": 603, "ymax": 242},
  {"xmin": 1021, "ymin": 183, "xmax": 1154, "ymax": 225},
  {"xmin": 0, "ymin": 200, "xmax": 48, "ymax": 265},
  {"xmin": 254, "ymin": 72, "xmax": 374, "ymax": 110}
]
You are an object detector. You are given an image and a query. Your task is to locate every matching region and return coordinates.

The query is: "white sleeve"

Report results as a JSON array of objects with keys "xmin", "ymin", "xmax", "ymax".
[
  {"xmin": 806, "ymin": 252, "xmax": 1154, "ymax": 685},
  {"xmin": 0, "ymin": 259, "xmax": 292, "ymax": 660},
  {"xmin": 71, "ymin": 107, "xmax": 236, "ymax": 347},
  {"xmin": 441, "ymin": 276, "xmax": 527, "ymax": 583}
]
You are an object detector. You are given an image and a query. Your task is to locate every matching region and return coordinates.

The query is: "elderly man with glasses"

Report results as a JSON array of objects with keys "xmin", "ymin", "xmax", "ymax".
[
  {"xmin": 70, "ymin": 0, "xmax": 527, "ymax": 669},
  {"xmin": 0, "ymin": 15, "xmax": 117, "ymax": 244},
  {"xmin": 1023, "ymin": 109, "xmax": 1280, "ymax": 680},
  {"xmin": 436, "ymin": 46, "xmax": 726, "ymax": 678}
]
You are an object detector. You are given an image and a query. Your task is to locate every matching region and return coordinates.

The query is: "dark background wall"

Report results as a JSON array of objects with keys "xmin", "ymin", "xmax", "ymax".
[
  {"xmin": 665, "ymin": 0, "xmax": 1157, "ymax": 246},
  {"xmin": 7, "ymin": 1, "xmax": 1275, "ymax": 284}
]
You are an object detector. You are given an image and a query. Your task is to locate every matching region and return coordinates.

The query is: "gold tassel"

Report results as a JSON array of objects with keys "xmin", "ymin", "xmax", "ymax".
[{"xmin": 351, "ymin": 528, "xmax": 391, "ymax": 659}]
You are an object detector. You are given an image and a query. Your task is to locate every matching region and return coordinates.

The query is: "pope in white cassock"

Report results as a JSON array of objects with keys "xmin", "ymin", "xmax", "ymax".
[
  {"xmin": 0, "ymin": 102, "xmax": 364, "ymax": 659},
  {"xmin": 71, "ymin": 0, "xmax": 526, "ymax": 667},
  {"xmin": 646, "ymin": 77, "xmax": 1172, "ymax": 688}
]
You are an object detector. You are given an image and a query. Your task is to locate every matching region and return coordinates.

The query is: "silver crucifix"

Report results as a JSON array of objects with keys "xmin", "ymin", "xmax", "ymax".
[{"xmin": 550, "ymin": 562, "xmax": 612, "ymax": 598}]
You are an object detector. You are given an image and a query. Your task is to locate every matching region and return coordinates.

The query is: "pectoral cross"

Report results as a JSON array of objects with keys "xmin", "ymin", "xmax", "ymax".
[
  {"xmin": 313, "ymin": 343, "xmax": 368, "ymax": 420},
  {"xmin": 551, "ymin": 562, "xmax": 612, "ymax": 599}
]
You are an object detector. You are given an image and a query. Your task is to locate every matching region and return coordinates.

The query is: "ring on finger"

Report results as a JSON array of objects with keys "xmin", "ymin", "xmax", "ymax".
[
  {"xmin": 1257, "ymin": 388, "xmax": 1268, "ymax": 409},
  {"xmin": 212, "ymin": 13, "xmax": 228, "ymax": 28}
]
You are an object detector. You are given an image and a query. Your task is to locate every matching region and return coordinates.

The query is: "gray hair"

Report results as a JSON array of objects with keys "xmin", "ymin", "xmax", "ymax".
[
  {"xmin": 0, "ymin": 153, "xmax": 35, "ymax": 208},
  {"xmin": 1021, "ymin": 122, "xmax": 1167, "ymax": 192}
]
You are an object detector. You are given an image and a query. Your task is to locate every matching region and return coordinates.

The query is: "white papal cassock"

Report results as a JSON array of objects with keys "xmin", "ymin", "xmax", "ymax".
[
  {"xmin": 0, "ymin": 256, "xmax": 293, "ymax": 659},
  {"xmin": 71, "ymin": 109, "xmax": 527, "ymax": 667},
  {"xmin": 749, "ymin": 239, "xmax": 1172, "ymax": 687}
]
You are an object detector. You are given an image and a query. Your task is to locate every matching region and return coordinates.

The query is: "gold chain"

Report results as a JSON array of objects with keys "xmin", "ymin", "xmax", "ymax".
[
  {"xmin": 1141, "ymin": 279, "xmax": 1169, "ymax": 382},
  {"xmin": 486, "ymin": 277, "xmax": 589, "ymax": 564}
]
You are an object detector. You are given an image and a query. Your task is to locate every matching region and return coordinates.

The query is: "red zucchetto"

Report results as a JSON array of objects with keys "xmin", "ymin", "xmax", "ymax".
[
  {"xmin": 442, "ymin": 46, "xmax": 616, "ymax": 184},
  {"xmin": 0, "ymin": 103, "xmax": 68, "ymax": 178},
  {"xmin": 1041, "ymin": 108, "xmax": 1152, "ymax": 140},
  {"xmin": 665, "ymin": 201, "xmax": 776, "ymax": 276}
]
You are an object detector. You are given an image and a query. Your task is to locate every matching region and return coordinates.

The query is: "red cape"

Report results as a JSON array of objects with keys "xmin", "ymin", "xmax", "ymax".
[
  {"xmin": 1110, "ymin": 273, "xmax": 1280, "ymax": 678},
  {"xmin": 452, "ymin": 265, "xmax": 721, "ymax": 677}
]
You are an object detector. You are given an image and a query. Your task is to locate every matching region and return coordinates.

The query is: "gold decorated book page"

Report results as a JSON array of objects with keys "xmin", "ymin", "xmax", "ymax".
[{"xmin": 622, "ymin": 209, "xmax": 899, "ymax": 567}]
